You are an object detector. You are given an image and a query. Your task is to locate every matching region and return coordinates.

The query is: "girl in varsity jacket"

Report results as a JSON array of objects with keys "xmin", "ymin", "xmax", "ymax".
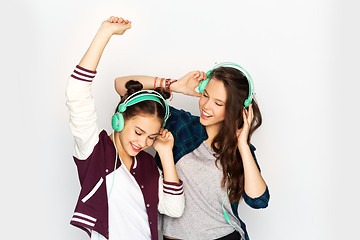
[{"xmin": 66, "ymin": 16, "xmax": 184, "ymax": 240}]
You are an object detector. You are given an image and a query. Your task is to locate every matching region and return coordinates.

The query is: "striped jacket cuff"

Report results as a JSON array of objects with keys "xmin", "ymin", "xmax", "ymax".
[
  {"xmin": 70, "ymin": 212, "xmax": 97, "ymax": 228},
  {"xmin": 71, "ymin": 65, "xmax": 97, "ymax": 82},
  {"xmin": 163, "ymin": 180, "xmax": 183, "ymax": 195}
]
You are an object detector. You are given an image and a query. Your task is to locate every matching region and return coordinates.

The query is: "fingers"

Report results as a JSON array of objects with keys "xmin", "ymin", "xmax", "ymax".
[
  {"xmin": 191, "ymin": 71, "xmax": 206, "ymax": 97},
  {"xmin": 193, "ymin": 91, "xmax": 202, "ymax": 97},
  {"xmin": 163, "ymin": 129, "xmax": 172, "ymax": 139},
  {"xmin": 109, "ymin": 16, "xmax": 123, "ymax": 23},
  {"xmin": 158, "ymin": 128, "xmax": 168, "ymax": 138},
  {"xmin": 158, "ymin": 128, "xmax": 164, "ymax": 138},
  {"xmin": 246, "ymin": 104, "xmax": 253, "ymax": 123},
  {"xmin": 242, "ymin": 108, "xmax": 248, "ymax": 125},
  {"xmin": 248, "ymin": 104, "xmax": 254, "ymax": 122},
  {"xmin": 192, "ymin": 71, "xmax": 207, "ymax": 81},
  {"xmin": 109, "ymin": 16, "xmax": 132, "ymax": 25},
  {"xmin": 242, "ymin": 104, "xmax": 254, "ymax": 125},
  {"xmin": 158, "ymin": 128, "xmax": 169, "ymax": 139}
]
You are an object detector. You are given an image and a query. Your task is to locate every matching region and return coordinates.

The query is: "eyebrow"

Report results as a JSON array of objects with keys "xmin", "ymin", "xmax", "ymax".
[
  {"xmin": 204, "ymin": 89, "xmax": 225, "ymax": 103},
  {"xmin": 135, "ymin": 126, "xmax": 159, "ymax": 136}
]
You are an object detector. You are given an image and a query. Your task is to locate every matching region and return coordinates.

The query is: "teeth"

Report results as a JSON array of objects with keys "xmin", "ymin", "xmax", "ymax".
[
  {"xmin": 202, "ymin": 110, "xmax": 211, "ymax": 117},
  {"xmin": 131, "ymin": 143, "xmax": 141, "ymax": 150}
]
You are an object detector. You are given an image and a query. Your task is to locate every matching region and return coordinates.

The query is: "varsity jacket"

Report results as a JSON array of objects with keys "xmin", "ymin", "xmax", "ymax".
[
  {"xmin": 66, "ymin": 65, "xmax": 184, "ymax": 239},
  {"xmin": 155, "ymin": 107, "xmax": 269, "ymax": 240}
]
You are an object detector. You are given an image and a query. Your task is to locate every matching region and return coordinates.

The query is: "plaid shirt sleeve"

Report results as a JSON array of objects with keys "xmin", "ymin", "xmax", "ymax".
[
  {"xmin": 155, "ymin": 106, "xmax": 207, "ymax": 169},
  {"xmin": 242, "ymin": 144, "xmax": 270, "ymax": 209}
]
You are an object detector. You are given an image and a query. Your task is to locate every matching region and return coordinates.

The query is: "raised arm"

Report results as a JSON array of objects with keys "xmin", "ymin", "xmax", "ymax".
[
  {"xmin": 237, "ymin": 104, "xmax": 269, "ymax": 208},
  {"xmin": 153, "ymin": 129, "xmax": 185, "ymax": 217},
  {"xmin": 115, "ymin": 71, "xmax": 207, "ymax": 97},
  {"xmin": 152, "ymin": 129, "xmax": 179, "ymax": 183},
  {"xmin": 66, "ymin": 17, "xmax": 131, "ymax": 160}
]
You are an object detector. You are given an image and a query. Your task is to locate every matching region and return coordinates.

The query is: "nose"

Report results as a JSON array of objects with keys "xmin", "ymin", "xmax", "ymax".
[
  {"xmin": 203, "ymin": 98, "xmax": 211, "ymax": 109},
  {"xmin": 139, "ymin": 136, "xmax": 147, "ymax": 148}
]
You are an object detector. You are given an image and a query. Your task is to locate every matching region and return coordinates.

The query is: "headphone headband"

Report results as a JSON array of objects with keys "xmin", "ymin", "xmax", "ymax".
[
  {"xmin": 120, "ymin": 90, "xmax": 170, "ymax": 123},
  {"xmin": 112, "ymin": 90, "xmax": 170, "ymax": 132},
  {"xmin": 200, "ymin": 62, "xmax": 255, "ymax": 107}
]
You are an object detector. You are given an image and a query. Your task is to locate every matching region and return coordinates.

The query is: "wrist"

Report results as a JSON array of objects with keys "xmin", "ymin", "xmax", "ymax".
[
  {"xmin": 98, "ymin": 24, "xmax": 115, "ymax": 37},
  {"xmin": 154, "ymin": 77, "xmax": 165, "ymax": 89},
  {"xmin": 170, "ymin": 80, "xmax": 180, "ymax": 93},
  {"xmin": 158, "ymin": 149, "xmax": 173, "ymax": 158},
  {"xmin": 238, "ymin": 142, "xmax": 250, "ymax": 152}
]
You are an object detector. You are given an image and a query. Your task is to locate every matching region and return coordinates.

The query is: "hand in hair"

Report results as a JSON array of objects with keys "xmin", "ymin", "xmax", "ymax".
[
  {"xmin": 236, "ymin": 104, "xmax": 254, "ymax": 148},
  {"xmin": 153, "ymin": 129, "xmax": 174, "ymax": 154},
  {"xmin": 153, "ymin": 129, "xmax": 180, "ymax": 183},
  {"xmin": 171, "ymin": 71, "xmax": 207, "ymax": 97}
]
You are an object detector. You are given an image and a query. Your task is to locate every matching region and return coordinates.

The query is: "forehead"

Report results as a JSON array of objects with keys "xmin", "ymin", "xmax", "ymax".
[
  {"xmin": 206, "ymin": 78, "xmax": 227, "ymax": 102},
  {"xmin": 126, "ymin": 114, "xmax": 162, "ymax": 132}
]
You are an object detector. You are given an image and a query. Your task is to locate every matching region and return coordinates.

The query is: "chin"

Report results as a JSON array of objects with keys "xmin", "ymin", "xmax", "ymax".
[
  {"xmin": 127, "ymin": 149, "xmax": 142, "ymax": 157},
  {"xmin": 199, "ymin": 117, "xmax": 215, "ymax": 126},
  {"xmin": 200, "ymin": 118, "xmax": 224, "ymax": 129},
  {"xmin": 199, "ymin": 117, "xmax": 208, "ymax": 126}
]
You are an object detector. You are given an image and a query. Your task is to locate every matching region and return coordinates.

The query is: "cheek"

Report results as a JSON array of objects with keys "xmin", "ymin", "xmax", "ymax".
[
  {"xmin": 215, "ymin": 107, "xmax": 226, "ymax": 120},
  {"xmin": 121, "ymin": 128, "xmax": 137, "ymax": 142}
]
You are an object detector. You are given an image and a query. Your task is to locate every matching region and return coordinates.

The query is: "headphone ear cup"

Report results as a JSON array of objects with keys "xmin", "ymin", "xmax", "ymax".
[
  {"xmin": 206, "ymin": 69, "xmax": 212, "ymax": 79},
  {"xmin": 244, "ymin": 98, "xmax": 252, "ymax": 108},
  {"xmin": 199, "ymin": 70, "xmax": 212, "ymax": 94},
  {"xmin": 112, "ymin": 112, "xmax": 125, "ymax": 132},
  {"xmin": 198, "ymin": 79, "xmax": 209, "ymax": 94}
]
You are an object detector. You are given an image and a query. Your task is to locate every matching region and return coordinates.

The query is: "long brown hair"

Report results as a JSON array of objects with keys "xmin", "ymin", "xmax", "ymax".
[{"xmin": 209, "ymin": 67, "xmax": 262, "ymax": 203}]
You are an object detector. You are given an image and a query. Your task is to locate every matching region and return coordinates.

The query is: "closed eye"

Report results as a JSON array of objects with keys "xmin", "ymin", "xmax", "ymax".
[
  {"xmin": 215, "ymin": 102, "xmax": 224, "ymax": 106},
  {"xmin": 135, "ymin": 131, "xmax": 141, "ymax": 136}
]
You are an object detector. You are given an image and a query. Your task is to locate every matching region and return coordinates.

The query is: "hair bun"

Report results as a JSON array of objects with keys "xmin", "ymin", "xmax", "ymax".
[
  {"xmin": 125, "ymin": 80, "xmax": 143, "ymax": 95},
  {"xmin": 154, "ymin": 87, "xmax": 171, "ymax": 100}
]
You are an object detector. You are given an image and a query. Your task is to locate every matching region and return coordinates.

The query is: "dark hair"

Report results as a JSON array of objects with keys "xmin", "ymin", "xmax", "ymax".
[
  {"xmin": 114, "ymin": 80, "xmax": 170, "ymax": 128},
  {"xmin": 209, "ymin": 67, "xmax": 262, "ymax": 203}
]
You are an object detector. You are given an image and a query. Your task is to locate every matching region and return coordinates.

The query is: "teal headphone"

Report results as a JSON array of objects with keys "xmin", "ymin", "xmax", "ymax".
[
  {"xmin": 222, "ymin": 174, "xmax": 239, "ymax": 232},
  {"xmin": 103, "ymin": 90, "xmax": 169, "ymax": 239},
  {"xmin": 111, "ymin": 90, "xmax": 170, "ymax": 132},
  {"xmin": 222, "ymin": 189, "xmax": 239, "ymax": 232},
  {"xmin": 198, "ymin": 62, "xmax": 255, "ymax": 108}
]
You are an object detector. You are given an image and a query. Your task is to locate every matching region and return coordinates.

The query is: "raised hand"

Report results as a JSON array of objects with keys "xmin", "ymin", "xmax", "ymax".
[
  {"xmin": 152, "ymin": 129, "xmax": 174, "ymax": 155},
  {"xmin": 172, "ymin": 71, "xmax": 207, "ymax": 97},
  {"xmin": 101, "ymin": 16, "xmax": 132, "ymax": 35},
  {"xmin": 236, "ymin": 104, "xmax": 254, "ymax": 149},
  {"xmin": 78, "ymin": 16, "xmax": 132, "ymax": 71}
]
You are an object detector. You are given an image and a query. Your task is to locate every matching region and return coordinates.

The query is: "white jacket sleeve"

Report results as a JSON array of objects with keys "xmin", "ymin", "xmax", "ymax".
[
  {"xmin": 157, "ymin": 168, "xmax": 185, "ymax": 218},
  {"xmin": 65, "ymin": 65, "xmax": 100, "ymax": 160}
]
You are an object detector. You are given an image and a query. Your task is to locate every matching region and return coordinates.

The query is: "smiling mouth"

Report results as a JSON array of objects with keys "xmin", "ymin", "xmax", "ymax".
[
  {"xmin": 201, "ymin": 109, "xmax": 213, "ymax": 119},
  {"xmin": 130, "ymin": 143, "xmax": 141, "ymax": 152}
]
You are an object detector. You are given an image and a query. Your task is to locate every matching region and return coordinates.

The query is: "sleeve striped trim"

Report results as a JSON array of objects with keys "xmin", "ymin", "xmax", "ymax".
[
  {"xmin": 163, "ymin": 180, "xmax": 183, "ymax": 195},
  {"xmin": 70, "ymin": 65, "xmax": 97, "ymax": 82},
  {"xmin": 70, "ymin": 212, "xmax": 97, "ymax": 227}
]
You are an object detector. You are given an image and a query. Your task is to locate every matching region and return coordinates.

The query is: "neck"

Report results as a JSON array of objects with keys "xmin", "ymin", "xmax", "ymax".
[{"xmin": 205, "ymin": 123, "xmax": 221, "ymax": 146}]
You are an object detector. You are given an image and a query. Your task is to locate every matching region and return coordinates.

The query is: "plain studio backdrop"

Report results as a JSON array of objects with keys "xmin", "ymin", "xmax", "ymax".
[{"xmin": 1, "ymin": 0, "xmax": 359, "ymax": 239}]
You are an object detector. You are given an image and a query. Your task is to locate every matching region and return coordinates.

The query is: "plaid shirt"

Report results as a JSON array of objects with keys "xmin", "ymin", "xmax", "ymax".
[{"xmin": 156, "ymin": 106, "xmax": 270, "ymax": 240}]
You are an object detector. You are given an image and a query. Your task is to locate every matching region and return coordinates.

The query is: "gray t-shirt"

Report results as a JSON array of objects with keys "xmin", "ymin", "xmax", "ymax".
[{"xmin": 161, "ymin": 141, "xmax": 245, "ymax": 240}]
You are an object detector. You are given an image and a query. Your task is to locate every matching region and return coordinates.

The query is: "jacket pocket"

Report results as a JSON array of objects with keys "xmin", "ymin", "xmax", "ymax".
[{"xmin": 81, "ymin": 177, "xmax": 104, "ymax": 203}]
